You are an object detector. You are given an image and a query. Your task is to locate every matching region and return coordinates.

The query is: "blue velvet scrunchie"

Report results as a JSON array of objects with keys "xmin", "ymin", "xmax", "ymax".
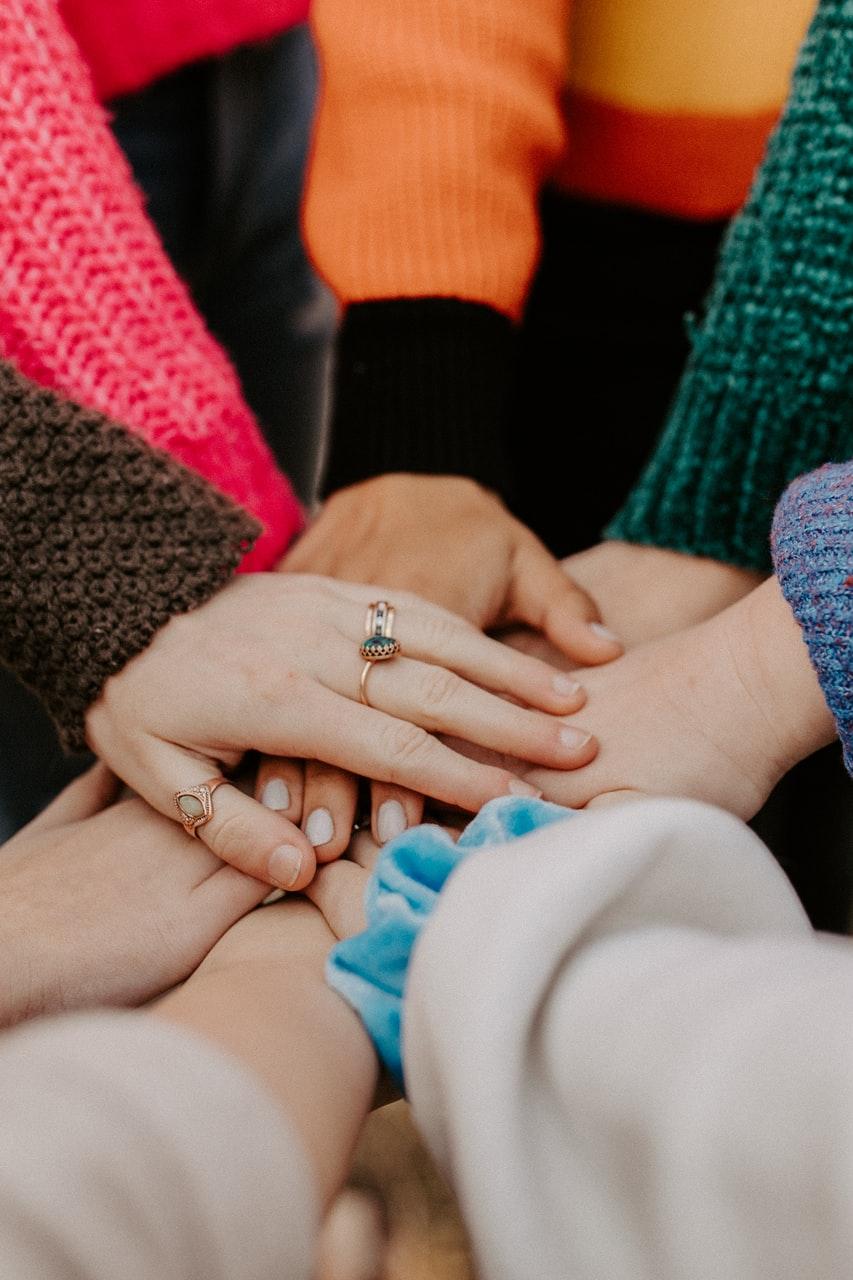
[{"xmin": 326, "ymin": 796, "xmax": 573, "ymax": 1086}]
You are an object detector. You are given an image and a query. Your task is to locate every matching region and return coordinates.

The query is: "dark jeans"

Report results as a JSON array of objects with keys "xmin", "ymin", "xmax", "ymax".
[{"xmin": 0, "ymin": 27, "xmax": 333, "ymax": 839}]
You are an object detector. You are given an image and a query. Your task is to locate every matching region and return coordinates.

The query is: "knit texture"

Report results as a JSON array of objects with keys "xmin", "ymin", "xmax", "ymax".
[
  {"xmin": 609, "ymin": 0, "xmax": 853, "ymax": 571},
  {"xmin": 0, "ymin": 0, "xmax": 302, "ymax": 572},
  {"xmin": 772, "ymin": 461, "xmax": 853, "ymax": 775},
  {"xmin": 0, "ymin": 363, "xmax": 260, "ymax": 753},
  {"xmin": 323, "ymin": 300, "xmax": 515, "ymax": 497},
  {"xmin": 60, "ymin": 0, "xmax": 309, "ymax": 101},
  {"xmin": 306, "ymin": 0, "xmax": 804, "ymax": 318}
]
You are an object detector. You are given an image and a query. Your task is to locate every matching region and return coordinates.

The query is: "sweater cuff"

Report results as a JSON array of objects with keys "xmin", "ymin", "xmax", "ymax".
[
  {"xmin": 771, "ymin": 462, "xmax": 853, "ymax": 775},
  {"xmin": 0, "ymin": 363, "xmax": 260, "ymax": 753},
  {"xmin": 322, "ymin": 299, "xmax": 516, "ymax": 498},
  {"xmin": 602, "ymin": 355, "xmax": 830, "ymax": 573}
]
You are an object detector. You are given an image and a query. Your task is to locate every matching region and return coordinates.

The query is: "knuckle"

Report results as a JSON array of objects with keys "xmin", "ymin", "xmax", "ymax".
[
  {"xmin": 419, "ymin": 666, "xmax": 461, "ymax": 716},
  {"xmin": 419, "ymin": 609, "xmax": 463, "ymax": 651},
  {"xmin": 204, "ymin": 810, "xmax": 256, "ymax": 869},
  {"xmin": 384, "ymin": 720, "xmax": 433, "ymax": 769}
]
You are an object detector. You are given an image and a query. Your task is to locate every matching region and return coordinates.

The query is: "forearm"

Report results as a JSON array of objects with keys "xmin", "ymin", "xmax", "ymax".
[
  {"xmin": 1, "ymin": 0, "xmax": 300, "ymax": 564},
  {"xmin": 156, "ymin": 902, "xmax": 378, "ymax": 1207},
  {"xmin": 0, "ymin": 362, "xmax": 258, "ymax": 751},
  {"xmin": 608, "ymin": 0, "xmax": 853, "ymax": 570},
  {"xmin": 307, "ymin": 0, "xmax": 568, "ymax": 497}
]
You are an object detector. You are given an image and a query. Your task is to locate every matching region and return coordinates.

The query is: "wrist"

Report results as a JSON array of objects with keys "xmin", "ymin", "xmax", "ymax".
[
  {"xmin": 0, "ymin": 921, "xmax": 44, "ymax": 1028},
  {"xmin": 710, "ymin": 579, "xmax": 836, "ymax": 792},
  {"xmin": 736, "ymin": 577, "xmax": 836, "ymax": 772}
]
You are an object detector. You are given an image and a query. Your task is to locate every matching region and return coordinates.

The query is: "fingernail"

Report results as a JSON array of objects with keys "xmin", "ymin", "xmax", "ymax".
[
  {"xmin": 268, "ymin": 844, "xmax": 303, "ymax": 890},
  {"xmin": 590, "ymin": 623, "xmax": 620, "ymax": 644},
  {"xmin": 377, "ymin": 799, "xmax": 407, "ymax": 844},
  {"xmin": 507, "ymin": 780, "xmax": 543, "ymax": 798},
  {"xmin": 560, "ymin": 726, "xmax": 592, "ymax": 751},
  {"xmin": 552, "ymin": 674, "xmax": 582, "ymax": 697},
  {"xmin": 261, "ymin": 778, "xmax": 291, "ymax": 811},
  {"xmin": 306, "ymin": 807, "xmax": 334, "ymax": 847}
]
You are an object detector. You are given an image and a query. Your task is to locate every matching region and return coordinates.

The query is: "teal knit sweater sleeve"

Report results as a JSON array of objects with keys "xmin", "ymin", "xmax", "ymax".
[{"xmin": 607, "ymin": 0, "xmax": 853, "ymax": 572}]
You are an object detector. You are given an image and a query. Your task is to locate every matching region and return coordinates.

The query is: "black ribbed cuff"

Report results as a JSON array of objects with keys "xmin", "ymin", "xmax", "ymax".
[{"xmin": 322, "ymin": 299, "xmax": 516, "ymax": 498}]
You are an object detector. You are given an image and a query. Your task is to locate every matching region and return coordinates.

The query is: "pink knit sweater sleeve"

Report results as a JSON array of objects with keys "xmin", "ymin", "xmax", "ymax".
[{"xmin": 0, "ymin": 0, "xmax": 302, "ymax": 571}]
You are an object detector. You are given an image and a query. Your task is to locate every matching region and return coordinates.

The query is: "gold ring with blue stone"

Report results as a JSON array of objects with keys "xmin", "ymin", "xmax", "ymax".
[{"xmin": 360, "ymin": 601, "xmax": 401, "ymax": 704}]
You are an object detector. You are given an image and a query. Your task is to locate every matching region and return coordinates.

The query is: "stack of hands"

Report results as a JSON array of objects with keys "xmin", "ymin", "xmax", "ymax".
[{"xmin": 1, "ymin": 474, "xmax": 834, "ymax": 1028}]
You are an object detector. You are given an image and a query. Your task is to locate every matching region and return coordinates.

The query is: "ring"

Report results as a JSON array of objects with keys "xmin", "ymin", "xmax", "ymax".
[
  {"xmin": 174, "ymin": 776, "xmax": 230, "ymax": 838},
  {"xmin": 359, "ymin": 600, "xmax": 401, "ymax": 706}
]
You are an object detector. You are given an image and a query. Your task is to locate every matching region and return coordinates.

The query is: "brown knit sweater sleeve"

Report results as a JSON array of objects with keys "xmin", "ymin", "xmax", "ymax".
[{"xmin": 0, "ymin": 362, "xmax": 261, "ymax": 752}]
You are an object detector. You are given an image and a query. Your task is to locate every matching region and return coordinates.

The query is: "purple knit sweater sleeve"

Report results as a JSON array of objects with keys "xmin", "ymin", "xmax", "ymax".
[{"xmin": 771, "ymin": 461, "xmax": 853, "ymax": 774}]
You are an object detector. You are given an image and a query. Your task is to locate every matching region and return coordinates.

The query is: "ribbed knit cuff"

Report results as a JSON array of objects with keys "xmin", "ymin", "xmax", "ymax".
[
  {"xmin": 606, "ymin": 0, "xmax": 853, "ymax": 572},
  {"xmin": 771, "ymin": 462, "xmax": 853, "ymax": 775},
  {"xmin": 322, "ymin": 299, "xmax": 516, "ymax": 498},
  {"xmin": 0, "ymin": 363, "xmax": 260, "ymax": 753}
]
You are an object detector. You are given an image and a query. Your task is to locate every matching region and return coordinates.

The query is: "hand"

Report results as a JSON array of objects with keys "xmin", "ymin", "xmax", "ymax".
[
  {"xmin": 87, "ymin": 574, "xmax": 598, "ymax": 887},
  {"xmin": 304, "ymin": 828, "xmax": 379, "ymax": 940},
  {"xmin": 283, "ymin": 476, "xmax": 623, "ymax": 663},
  {"xmin": 0, "ymin": 765, "xmax": 268, "ymax": 1028},
  {"xmin": 500, "ymin": 541, "xmax": 764, "ymax": 666},
  {"xmin": 523, "ymin": 579, "xmax": 836, "ymax": 819},
  {"xmin": 563, "ymin": 541, "xmax": 764, "ymax": 647}
]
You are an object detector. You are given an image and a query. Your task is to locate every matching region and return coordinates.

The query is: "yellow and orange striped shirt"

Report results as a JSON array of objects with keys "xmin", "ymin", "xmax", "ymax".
[{"xmin": 305, "ymin": 0, "xmax": 817, "ymax": 319}]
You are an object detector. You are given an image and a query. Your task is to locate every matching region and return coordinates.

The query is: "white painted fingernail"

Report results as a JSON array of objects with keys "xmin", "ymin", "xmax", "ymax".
[
  {"xmin": 306, "ymin": 807, "xmax": 334, "ymax": 847},
  {"xmin": 262, "ymin": 888, "xmax": 286, "ymax": 905},
  {"xmin": 268, "ymin": 844, "xmax": 303, "ymax": 890},
  {"xmin": 507, "ymin": 780, "xmax": 543, "ymax": 798},
  {"xmin": 261, "ymin": 778, "xmax": 291, "ymax": 810},
  {"xmin": 560, "ymin": 726, "xmax": 592, "ymax": 751},
  {"xmin": 590, "ymin": 623, "xmax": 620, "ymax": 644},
  {"xmin": 552, "ymin": 674, "xmax": 582, "ymax": 696},
  {"xmin": 377, "ymin": 800, "xmax": 407, "ymax": 844}
]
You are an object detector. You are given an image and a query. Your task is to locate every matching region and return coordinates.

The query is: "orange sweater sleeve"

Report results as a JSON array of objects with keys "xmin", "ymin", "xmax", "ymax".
[{"xmin": 305, "ymin": 0, "xmax": 569, "ymax": 322}]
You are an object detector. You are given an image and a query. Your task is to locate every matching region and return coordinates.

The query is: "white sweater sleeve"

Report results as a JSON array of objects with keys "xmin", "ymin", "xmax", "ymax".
[
  {"xmin": 0, "ymin": 1013, "xmax": 317, "ymax": 1280},
  {"xmin": 404, "ymin": 797, "xmax": 853, "ymax": 1280}
]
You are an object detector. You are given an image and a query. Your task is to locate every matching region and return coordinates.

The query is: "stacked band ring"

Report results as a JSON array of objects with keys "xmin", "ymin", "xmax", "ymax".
[{"xmin": 360, "ymin": 601, "xmax": 401, "ymax": 704}]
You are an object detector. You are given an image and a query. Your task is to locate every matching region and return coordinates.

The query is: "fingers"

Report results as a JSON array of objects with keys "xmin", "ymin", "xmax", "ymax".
[
  {"xmin": 294, "ymin": 683, "xmax": 543, "ymax": 815},
  {"xmin": 315, "ymin": 1189, "xmax": 386, "ymax": 1280},
  {"xmin": 189, "ymin": 862, "xmax": 272, "ymax": 936},
  {"xmin": 370, "ymin": 782, "xmax": 423, "ymax": 846},
  {"xmin": 585, "ymin": 789, "xmax": 647, "ymax": 809},
  {"xmin": 510, "ymin": 537, "xmax": 623, "ymax": 665},
  {"xmin": 302, "ymin": 763, "xmax": 359, "ymax": 863},
  {"xmin": 359, "ymin": 655, "xmax": 598, "ymax": 770},
  {"xmin": 348, "ymin": 828, "xmax": 382, "ymax": 872},
  {"xmin": 255, "ymin": 757, "xmax": 305, "ymax": 825},
  {"xmin": 326, "ymin": 582, "xmax": 588, "ymax": 714},
  {"xmin": 140, "ymin": 742, "xmax": 319, "ymax": 890},
  {"xmin": 305, "ymin": 860, "xmax": 369, "ymax": 941},
  {"xmin": 24, "ymin": 762, "xmax": 120, "ymax": 832}
]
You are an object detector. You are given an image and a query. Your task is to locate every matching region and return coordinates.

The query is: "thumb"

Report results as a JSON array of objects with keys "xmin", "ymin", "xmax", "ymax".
[
  {"xmin": 138, "ymin": 741, "xmax": 318, "ymax": 891},
  {"xmin": 510, "ymin": 538, "xmax": 622, "ymax": 665},
  {"xmin": 24, "ymin": 762, "xmax": 120, "ymax": 832}
]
